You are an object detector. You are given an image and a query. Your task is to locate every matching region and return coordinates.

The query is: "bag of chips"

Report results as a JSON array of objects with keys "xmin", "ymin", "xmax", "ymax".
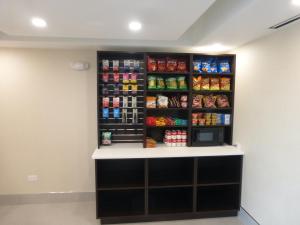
[
  {"xmin": 130, "ymin": 73, "xmax": 137, "ymax": 84},
  {"xmin": 103, "ymin": 108, "xmax": 109, "ymax": 119},
  {"xmin": 148, "ymin": 57, "xmax": 157, "ymax": 72},
  {"xmin": 203, "ymin": 95, "xmax": 217, "ymax": 108},
  {"xmin": 157, "ymin": 95, "xmax": 168, "ymax": 108},
  {"xmin": 166, "ymin": 58, "xmax": 177, "ymax": 72},
  {"xmin": 102, "ymin": 85, "xmax": 108, "ymax": 95},
  {"xmin": 102, "ymin": 60, "xmax": 109, "ymax": 72},
  {"xmin": 192, "ymin": 95, "xmax": 203, "ymax": 108},
  {"xmin": 122, "ymin": 84, "xmax": 129, "ymax": 95},
  {"xmin": 156, "ymin": 77, "xmax": 165, "ymax": 90},
  {"xmin": 177, "ymin": 76, "xmax": 187, "ymax": 90},
  {"xmin": 102, "ymin": 132, "xmax": 112, "ymax": 145},
  {"xmin": 113, "ymin": 84, "xmax": 120, "ymax": 95},
  {"xmin": 177, "ymin": 60, "xmax": 187, "ymax": 72},
  {"xmin": 201, "ymin": 60, "xmax": 211, "ymax": 73},
  {"xmin": 217, "ymin": 95, "xmax": 230, "ymax": 108},
  {"xmin": 219, "ymin": 60, "xmax": 231, "ymax": 73},
  {"xmin": 220, "ymin": 78, "xmax": 231, "ymax": 91},
  {"xmin": 148, "ymin": 76, "xmax": 157, "ymax": 90},
  {"xmin": 133, "ymin": 60, "xmax": 140, "ymax": 72},
  {"xmin": 113, "ymin": 73, "xmax": 119, "ymax": 83},
  {"xmin": 102, "ymin": 73, "xmax": 109, "ymax": 83},
  {"xmin": 193, "ymin": 61, "xmax": 201, "ymax": 72},
  {"xmin": 124, "ymin": 59, "xmax": 130, "ymax": 72},
  {"xmin": 131, "ymin": 84, "xmax": 138, "ymax": 95},
  {"xmin": 193, "ymin": 76, "xmax": 201, "ymax": 91},
  {"xmin": 113, "ymin": 97, "xmax": 119, "ymax": 108},
  {"xmin": 157, "ymin": 59, "xmax": 166, "ymax": 72},
  {"xmin": 123, "ymin": 73, "xmax": 129, "ymax": 84},
  {"xmin": 102, "ymin": 97, "xmax": 109, "ymax": 108},
  {"xmin": 113, "ymin": 108, "xmax": 120, "ymax": 118},
  {"xmin": 146, "ymin": 96, "xmax": 156, "ymax": 108},
  {"xmin": 166, "ymin": 77, "xmax": 177, "ymax": 90},
  {"xmin": 210, "ymin": 78, "xmax": 220, "ymax": 90},
  {"xmin": 210, "ymin": 59, "xmax": 218, "ymax": 73},
  {"xmin": 201, "ymin": 77, "xmax": 210, "ymax": 90},
  {"xmin": 112, "ymin": 60, "xmax": 119, "ymax": 72}
]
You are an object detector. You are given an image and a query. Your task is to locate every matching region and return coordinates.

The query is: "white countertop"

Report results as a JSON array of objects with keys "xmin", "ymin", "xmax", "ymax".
[{"xmin": 92, "ymin": 143, "xmax": 244, "ymax": 159}]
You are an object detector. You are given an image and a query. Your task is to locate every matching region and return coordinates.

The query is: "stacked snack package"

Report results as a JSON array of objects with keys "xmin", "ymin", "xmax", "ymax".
[
  {"xmin": 164, "ymin": 130, "xmax": 187, "ymax": 147},
  {"xmin": 146, "ymin": 138, "xmax": 157, "ymax": 148},
  {"xmin": 192, "ymin": 113, "xmax": 231, "ymax": 126}
]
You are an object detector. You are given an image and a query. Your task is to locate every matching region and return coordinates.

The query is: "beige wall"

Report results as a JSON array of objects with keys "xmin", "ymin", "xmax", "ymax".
[
  {"xmin": 234, "ymin": 23, "xmax": 300, "ymax": 225},
  {"xmin": 0, "ymin": 48, "xmax": 97, "ymax": 194}
]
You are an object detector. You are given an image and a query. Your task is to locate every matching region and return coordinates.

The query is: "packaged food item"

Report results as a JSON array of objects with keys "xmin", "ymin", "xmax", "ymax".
[
  {"xmin": 102, "ymin": 73, "xmax": 109, "ymax": 83},
  {"xmin": 216, "ymin": 114, "xmax": 222, "ymax": 125},
  {"xmin": 193, "ymin": 61, "xmax": 201, "ymax": 72},
  {"xmin": 113, "ymin": 84, "xmax": 120, "ymax": 95},
  {"xmin": 124, "ymin": 59, "xmax": 130, "ymax": 71},
  {"xmin": 220, "ymin": 78, "xmax": 231, "ymax": 91},
  {"xmin": 219, "ymin": 60, "xmax": 231, "ymax": 73},
  {"xmin": 156, "ymin": 117, "xmax": 167, "ymax": 126},
  {"xmin": 132, "ymin": 108, "xmax": 138, "ymax": 124},
  {"xmin": 201, "ymin": 60, "xmax": 211, "ymax": 73},
  {"xmin": 198, "ymin": 118, "xmax": 206, "ymax": 126},
  {"xmin": 102, "ymin": 85, "xmax": 108, "ymax": 95},
  {"xmin": 146, "ymin": 137, "xmax": 157, "ymax": 148},
  {"xmin": 122, "ymin": 109, "xmax": 127, "ymax": 123},
  {"xmin": 102, "ymin": 132, "xmax": 112, "ymax": 145},
  {"xmin": 210, "ymin": 59, "xmax": 218, "ymax": 73},
  {"xmin": 192, "ymin": 113, "xmax": 198, "ymax": 126},
  {"xmin": 130, "ymin": 73, "xmax": 137, "ymax": 84},
  {"xmin": 166, "ymin": 58, "xmax": 177, "ymax": 72},
  {"xmin": 193, "ymin": 95, "xmax": 203, "ymax": 108},
  {"xmin": 157, "ymin": 95, "xmax": 168, "ymax": 108},
  {"xmin": 146, "ymin": 96, "xmax": 156, "ymax": 108},
  {"xmin": 122, "ymin": 84, "xmax": 129, "ymax": 95},
  {"xmin": 113, "ymin": 97, "xmax": 119, "ymax": 108},
  {"xmin": 205, "ymin": 113, "xmax": 212, "ymax": 126},
  {"xmin": 147, "ymin": 57, "xmax": 157, "ymax": 72},
  {"xmin": 132, "ymin": 96, "xmax": 137, "ymax": 108},
  {"xmin": 193, "ymin": 76, "xmax": 201, "ymax": 91},
  {"xmin": 102, "ymin": 60, "xmax": 109, "ymax": 72},
  {"xmin": 181, "ymin": 102, "xmax": 188, "ymax": 108},
  {"xmin": 131, "ymin": 84, "xmax": 138, "ymax": 95},
  {"xmin": 201, "ymin": 77, "xmax": 210, "ymax": 90},
  {"xmin": 156, "ymin": 77, "xmax": 165, "ymax": 90},
  {"xmin": 148, "ymin": 76, "xmax": 157, "ymax": 90},
  {"xmin": 177, "ymin": 60, "xmax": 187, "ymax": 72},
  {"xmin": 123, "ymin": 73, "xmax": 129, "ymax": 84},
  {"xmin": 216, "ymin": 95, "xmax": 230, "ymax": 108},
  {"xmin": 181, "ymin": 95, "xmax": 188, "ymax": 102},
  {"xmin": 146, "ymin": 116, "xmax": 156, "ymax": 126},
  {"xmin": 224, "ymin": 114, "xmax": 231, "ymax": 125},
  {"xmin": 133, "ymin": 60, "xmax": 140, "ymax": 72},
  {"xmin": 102, "ymin": 97, "xmax": 109, "ymax": 108},
  {"xmin": 166, "ymin": 77, "xmax": 177, "ymax": 90},
  {"xmin": 103, "ymin": 108, "xmax": 109, "ymax": 119},
  {"xmin": 113, "ymin": 73, "xmax": 120, "ymax": 83},
  {"xmin": 177, "ymin": 76, "xmax": 187, "ymax": 90},
  {"xmin": 123, "ymin": 96, "xmax": 128, "ymax": 107},
  {"xmin": 211, "ymin": 113, "xmax": 217, "ymax": 126},
  {"xmin": 157, "ymin": 59, "xmax": 166, "ymax": 72},
  {"xmin": 113, "ymin": 108, "xmax": 120, "ymax": 118},
  {"xmin": 168, "ymin": 96, "xmax": 181, "ymax": 108},
  {"xmin": 203, "ymin": 95, "xmax": 217, "ymax": 108},
  {"xmin": 112, "ymin": 60, "xmax": 119, "ymax": 72},
  {"xmin": 210, "ymin": 78, "xmax": 220, "ymax": 90}
]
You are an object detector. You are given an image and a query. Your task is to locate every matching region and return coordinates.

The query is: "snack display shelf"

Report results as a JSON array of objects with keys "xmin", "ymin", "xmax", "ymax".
[
  {"xmin": 146, "ymin": 125, "xmax": 188, "ymax": 128},
  {"xmin": 146, "ymin": 108, "xmax": 189, "ymax": 111},
  {"xmin": 192, "ymin": 90, "xmax": 232, "ymax": 94},
  {"xmin": 147, "ymin": 72, "xmax": 190, "ymax": 75},
  {"xmin": 192, "ymin": 108, "xmax": 232, "ymax": 111},
  {"xmin": 146, "ymin": 90, "xmax": 189, "ymax": 93},
  {"xmin": 193, "ymin": 72, "xmax": 234, "ymax": 76}
]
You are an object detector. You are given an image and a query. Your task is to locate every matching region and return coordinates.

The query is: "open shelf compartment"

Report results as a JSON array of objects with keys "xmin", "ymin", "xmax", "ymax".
[
  {"xmin": 197, "ymin": 156, "xmax": 242, "ymax": 185},
  {"xmin": 96, "ymin": 159, "xmax": 145, "ymax": 189},
  {"xmin": 149, "ymin": 187, "xmax": 193, "ymax": 214},
  {"xmin": 148, "ymin": 157, "xmax": 194, "ymax": 186},
  {"xmin": 97, "ymin": 189, "xmax": 145, "ymax": 217},
  {"xmin": 197, "ymin": 184, "xmax": 240, "ymax": 211}
]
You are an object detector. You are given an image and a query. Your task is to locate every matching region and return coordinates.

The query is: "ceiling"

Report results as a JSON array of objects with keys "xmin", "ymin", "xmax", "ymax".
[{"xmin": 0, "ymin": 0, "xmax": 300, "ymax": 52}]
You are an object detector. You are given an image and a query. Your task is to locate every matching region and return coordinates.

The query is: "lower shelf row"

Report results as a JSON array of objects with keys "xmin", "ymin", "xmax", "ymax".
[{"xmin": 97, "ymin": 185, "xmax": 240, "ymax": 218}]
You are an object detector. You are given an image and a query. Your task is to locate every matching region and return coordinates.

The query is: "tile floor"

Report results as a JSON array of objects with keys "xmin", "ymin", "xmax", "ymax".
[{"xmin": 0, "ymin": 201, "xmax": 245, "ymax": 225}]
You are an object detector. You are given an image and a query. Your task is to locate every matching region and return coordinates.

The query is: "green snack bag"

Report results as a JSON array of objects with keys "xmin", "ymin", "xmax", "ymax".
[
  {"xmin": 148, "ymin": 76, "xmax": 157, "ymax": 90},
  {"xmin": 177, "ymin": 76, "xmax": 187, "ymax": 90},
  {"xmin": 156, "ymin": 77, "xmax": 165, "ymax": 90},
  {"xmin": 166, "ymin": 77, "xmax": 177, "ymax": 90}
]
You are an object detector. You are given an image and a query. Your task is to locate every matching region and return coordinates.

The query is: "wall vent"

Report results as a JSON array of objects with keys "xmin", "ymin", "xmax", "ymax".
[{"xmin": 269, "ymin": 14, "xmax": 300, "ymax": 29}]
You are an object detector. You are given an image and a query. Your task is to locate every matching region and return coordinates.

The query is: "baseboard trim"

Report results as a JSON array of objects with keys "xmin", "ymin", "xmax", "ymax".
[
  {"xmin": 238, "ymin": 207, "xmax": 260, "ymax": 225},
  {"xmin": 0, "ymin": 192, "xmax": 95, "ymax": 205}
]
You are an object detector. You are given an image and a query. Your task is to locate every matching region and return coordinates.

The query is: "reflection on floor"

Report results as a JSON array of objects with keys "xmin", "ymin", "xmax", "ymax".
[{"xmin": 0, "ymin": 201, "xmax": 244, "ymax": 225}]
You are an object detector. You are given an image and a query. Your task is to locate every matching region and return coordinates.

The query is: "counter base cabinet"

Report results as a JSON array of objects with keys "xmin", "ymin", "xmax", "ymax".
[{"xmin": 95, "ymin": 156, "xmax": 242, "ymax": 224}]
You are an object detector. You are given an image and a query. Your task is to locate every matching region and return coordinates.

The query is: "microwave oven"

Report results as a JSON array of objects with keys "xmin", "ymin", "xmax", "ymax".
[{"xmin": 192, "ymin": 127, "xmax": 224, "ymax": 146}]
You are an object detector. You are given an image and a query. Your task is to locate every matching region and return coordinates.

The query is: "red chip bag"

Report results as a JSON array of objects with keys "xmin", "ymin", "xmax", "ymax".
[
  {"xmin": 177, "ymin": 60, "xmax": 187, "ymax": 72},
  {"xmin": 166, "ymin": 58, "xmax": 177, "ymax": 72},
  {"xmin": 157, "ymin": 59, "xmax": 166, "ymax": 72},
  {"xmin": 147, "ymin": 57, "xmax": 157, "ymax": 72}
]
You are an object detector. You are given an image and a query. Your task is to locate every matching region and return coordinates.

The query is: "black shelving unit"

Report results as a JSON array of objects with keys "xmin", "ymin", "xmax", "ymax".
[{"xmin": 95, "ymin": 155, "xmax": 243, "ymax": 224}]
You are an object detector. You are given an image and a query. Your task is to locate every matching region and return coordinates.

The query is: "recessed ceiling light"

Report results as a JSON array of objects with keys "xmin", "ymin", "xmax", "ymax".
[
  {"xmin": 129, "ymin": 21, "xmax": 142, "ymax": 31},
  {"xmin": 192, "ymin": 43, "xmax": 232, "ymax": 53},
  {"xmin": 292, "ymin": 0, "xmax": 300, "ymax": 6},
  {"xmin": 31, "ymin": 17, "xmax": 47, "ymax": 28}
]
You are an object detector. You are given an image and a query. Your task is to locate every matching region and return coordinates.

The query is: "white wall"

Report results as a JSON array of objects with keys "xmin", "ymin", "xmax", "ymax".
[
  {"xmin": 234, "ymin": 23, "xmax": 300, "ymax": 225},
  {"xmin": 0, "ymin": 48, "xmax": 97, "ymax": 194}
]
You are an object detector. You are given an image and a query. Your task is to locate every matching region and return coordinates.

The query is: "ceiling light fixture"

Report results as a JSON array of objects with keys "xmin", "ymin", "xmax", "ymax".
[
  {"xmin": 292, "ymin": 0, "xmax": 300, "ymax": 6},
  {"xmin": 31, "ymin": 17, "xmax": 47, "ymax": 28},
  {"xmin": 129, "ymin": 21, "xmax": 142, "ymax": 31},
  {"xmin": 192, "ymin": 43, "xmax": 232, "ymax": 53}
]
